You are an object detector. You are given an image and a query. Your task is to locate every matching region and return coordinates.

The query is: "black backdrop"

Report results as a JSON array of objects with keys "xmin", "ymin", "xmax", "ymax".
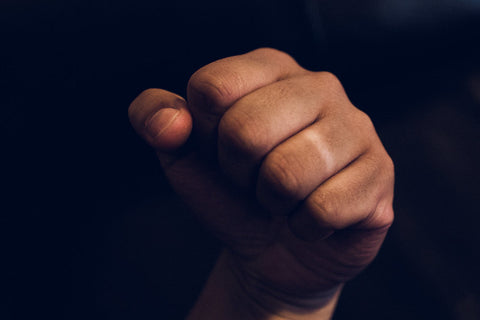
[{"xmin": 2, "ymin": 1, "xmax": 480, "ymax": 319}]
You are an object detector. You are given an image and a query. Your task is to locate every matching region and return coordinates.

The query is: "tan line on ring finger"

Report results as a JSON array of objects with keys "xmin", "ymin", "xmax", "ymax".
[
  {"xmin": 255, "ymin": 118, "xmax": 369, "ymax": 216},
  {"xmin": 218, "ymin": 72, "xmax": 345, "ymax": 187}
]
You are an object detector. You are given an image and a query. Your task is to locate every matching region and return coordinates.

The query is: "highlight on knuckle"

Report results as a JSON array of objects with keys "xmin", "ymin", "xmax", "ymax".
[
  {"xmin": 317, "ymin": 71, "xmax": 343, "ymax": 92},
  {"xmin": 250, "ymin": 47, "xmax": 292, "ymax": 62},
  {"xmin": 261, "ymin": 151, "xmax": 300, "ymax": 198},
  {"xmin": 350, "ymin": 109, "xmax": 376, "ymax": 139},
  {"xmin": 381, "ymin": 155, "xmax": 396, "ymax": 198},
  {"xmin": 375, "ymin": 202, "xmax": 395, "ymax": 229},
  {"xmin": 358, "ymin": 110, "xmax": 375, "ymax": 130},
  {"xmin": 252, "ymin": 47, "xmax": 286, "ymax": 56},
  {"xmin": 384, "ymin": 154, "xmax": 395, "ymax": 179},
  {"xmin": 383, "ymin": 204, "xmax": 395, "ymax": 227}
]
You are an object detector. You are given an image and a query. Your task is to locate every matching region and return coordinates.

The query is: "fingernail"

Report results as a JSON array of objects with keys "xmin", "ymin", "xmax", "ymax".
[{"xmin": 144, "ymin": 108, "xmax": 180, "ymax": 140}]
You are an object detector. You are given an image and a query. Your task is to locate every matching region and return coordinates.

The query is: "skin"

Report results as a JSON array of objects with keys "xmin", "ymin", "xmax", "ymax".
[{"xmin": 128, "ymin": 48, "xmax": 395, "ymax": 319}]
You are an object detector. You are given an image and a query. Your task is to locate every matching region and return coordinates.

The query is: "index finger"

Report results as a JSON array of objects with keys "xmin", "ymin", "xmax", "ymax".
[{"xmin": 187, "ymin": 48, "xmax": 305, "ymax": 139}]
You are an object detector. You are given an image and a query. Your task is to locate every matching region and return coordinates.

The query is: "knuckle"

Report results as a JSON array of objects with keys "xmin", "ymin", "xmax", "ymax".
[
  {"xmin": 218, "ymin": 111, "xmax": 267, "ymax": 157},
  {"xmin": 247, "ymin": 48, "xmax": 304, "ymax": 75},
  {"xmin": 383, "ymin": 205, "xmax": 395, "ymax": 227},
  {"xmin": 318, "ymin": 70, "xmax": 340, "ymax": 83},
  {"xmin": 351, "ymin": 109, "xmax": 376, "ymax": 137},
  {"xmin": 261, "ymin": 151, "xmax": 300, "ymax": 197},
  {"xmin": 384, "ymin": 154, "xmax": 395, "ymax": 178},
  {"xmin": 374, "ymin": 202, "xmax": 395, "ymax": 229},
  {"xmin": 252, "ymin": 47, "xmax": 286, "ymax": 55},
  {"xmin": 317, "ymin": 71, "xmax": 343, "ymax": 91},
  {"xmin": 250, "ymin": 47, "xmax": 293, "ymax": 62},
  {"xmin": 188, "ymin": 67, "xmax": 238, "ymax": 110},
  {"xmin": 308, "ymin": 191, "xmax": 335, "ymax": 215},
  {"xmin": 383, "ymin": 155, "xmax": 396, "ymax": 196},
  {"xmin": 308, "ymin": 71, "xmax": 347, "ymax": 104},
  {"xmin": 304, "ymin": 191, "xmax": 340, "ymax": 228},
  {"xmin": 357, "ymin": 110, "xmax": 375, "ymax": 128}
]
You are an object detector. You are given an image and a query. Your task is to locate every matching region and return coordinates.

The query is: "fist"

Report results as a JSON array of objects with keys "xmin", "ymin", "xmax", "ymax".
[{"xmin": 128, "ymin": 48, "xmax": 394, "ymax": 306}]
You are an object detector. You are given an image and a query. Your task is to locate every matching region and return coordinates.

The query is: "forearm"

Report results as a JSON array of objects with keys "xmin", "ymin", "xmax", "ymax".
[{"xmin": 186, "ymin": 251, "xmax": 341, "ymax": 320}]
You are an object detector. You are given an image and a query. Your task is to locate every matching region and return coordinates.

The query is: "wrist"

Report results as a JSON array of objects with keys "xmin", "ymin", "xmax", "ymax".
[
  {"xmin": 226, "ymin": 251, "xmax": 342, "ymax": 320},
  {"xmin": 187, "ymin": 250, "xmax": 342, "ymax": 320}
]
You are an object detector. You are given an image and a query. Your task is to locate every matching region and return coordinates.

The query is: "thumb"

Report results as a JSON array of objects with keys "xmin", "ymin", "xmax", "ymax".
[
  {"xmin": 128, "ymin": 88, "xmax": 192, "ymax": 151},
  {"xmin": 129, "ymin": 89, "xmax": 274, "ymax": 253}
]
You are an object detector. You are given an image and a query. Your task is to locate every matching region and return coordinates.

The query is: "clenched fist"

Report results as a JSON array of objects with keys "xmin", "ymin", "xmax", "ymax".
[{"xmin": 128, "ymin": 48, "xmax": 394, "ymax": 320}]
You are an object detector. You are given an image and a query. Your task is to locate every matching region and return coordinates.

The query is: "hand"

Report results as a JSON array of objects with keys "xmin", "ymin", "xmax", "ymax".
[{"xmin": 128, "ymin": 48, "xmax": 394, "ymax": 319}]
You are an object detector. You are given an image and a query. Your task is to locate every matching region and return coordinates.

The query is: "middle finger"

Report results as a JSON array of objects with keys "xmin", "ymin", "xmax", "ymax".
[{"xmin": 217, "ymin": 72, "xmax": 351, "ymax": 187}]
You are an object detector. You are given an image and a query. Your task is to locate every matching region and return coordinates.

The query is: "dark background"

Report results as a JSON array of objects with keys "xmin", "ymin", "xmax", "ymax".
[{"xmin": 1, "ymin": 1, "xmax": 480, "ymax": 319}]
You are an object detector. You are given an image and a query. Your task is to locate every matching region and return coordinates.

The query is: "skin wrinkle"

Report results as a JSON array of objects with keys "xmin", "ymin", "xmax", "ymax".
[
  {"xmin": 285, "ymin": 249, "xmax": 344, "ymax": 290},
  {"xmin": 240, "ymin": 245, "xmax": 341, "ymax": 305},
  {"xmin": 228, "ymin": 257, "xmax": 286, "ymax": 319},
  {"xmin": 290, "ymin": 232, "xmax": 378, "ymax": 281}
]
